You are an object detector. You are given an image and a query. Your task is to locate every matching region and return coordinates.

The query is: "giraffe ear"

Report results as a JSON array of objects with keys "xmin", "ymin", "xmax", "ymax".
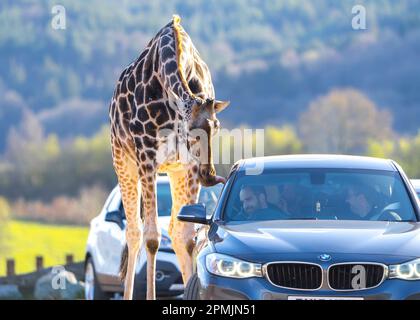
[{"xmin": 214, "ymin": 100, "xmax": 230, "ymax": 113}]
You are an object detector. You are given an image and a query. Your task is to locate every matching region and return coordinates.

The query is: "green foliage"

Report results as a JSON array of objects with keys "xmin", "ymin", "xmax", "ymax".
[
  {"xmin": 265, "ymin": 126, "xmax": 302, "ymax": 156},
  {"xmin": 298, "ymin": 89, "xmax": 394, "ymax": 154},
  {"xmin": 213, "ymin": 125, "xmax": 303, "ymax": 176},
  {"xmin": 0, "ymin": 121, "xmax": 114, "ymax": 201},
  {"xmin": 0, "ymin": 0, "xmax": 419, "ymax": 146},
  {"xmin": 367, "ymin": 131, "xmax": 420, "ymax": 178}
]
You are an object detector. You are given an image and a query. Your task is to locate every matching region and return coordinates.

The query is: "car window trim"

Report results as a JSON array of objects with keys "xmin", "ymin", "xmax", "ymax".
[
  {"xmin": 391, "ymin": 161, "xmax": 420, "ymax": 222},
  {"xmin": 104, "ymin": 188, "xmax": 118, "ymax": 213},
  {"xmin": 217, "ymin": 162, "xmax": 242, "ymax": 224}
]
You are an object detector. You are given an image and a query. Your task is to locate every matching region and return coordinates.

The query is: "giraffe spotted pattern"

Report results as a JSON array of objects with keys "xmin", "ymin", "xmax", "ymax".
[{"xmin": 109, "ymin": 15, "xmax": 229, "ymax": 300}]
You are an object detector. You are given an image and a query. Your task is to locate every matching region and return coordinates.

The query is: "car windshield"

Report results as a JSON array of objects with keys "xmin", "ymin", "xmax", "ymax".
[
  {"xmin": 157, "ymin": 183, "xmax": 172, "ymax": 216},
  {"xmin": 157, "ymin": 182, "xmax": 223, "ymax": 216},
  {"xmin": 121, "ymin": 182, "xmax": 222, "ymax": 218},
  {"xmin": 199, "ymin": 183, "xmax": 224, "ymax": 215},
  {"xmin": 225, "ymin": 169, "xmax": 417, "ymax": 222}
]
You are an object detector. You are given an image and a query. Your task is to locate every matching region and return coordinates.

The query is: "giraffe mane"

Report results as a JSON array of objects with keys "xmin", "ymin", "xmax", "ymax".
[{"xmin": 172, "ymin": 14, "xmax": 196, "ymax": 100}]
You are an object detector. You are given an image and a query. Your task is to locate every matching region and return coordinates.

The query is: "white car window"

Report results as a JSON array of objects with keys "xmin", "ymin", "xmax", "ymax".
[
  {"xmin": 106, "ymin": 186, "xmax": 121, "ymax": 212},
  {"xmin": 101, "ymin": 187, "xmax": 118, "ymax": 213}
]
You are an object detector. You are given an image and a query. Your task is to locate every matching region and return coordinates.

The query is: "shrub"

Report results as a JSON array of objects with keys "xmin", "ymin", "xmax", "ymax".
[
  {"xmin": 11, "ymin": 185, "xmax": 109, "ymax": 226},
  {"xmin": 0, "ymin": 196, "xmax": 11, "ymax": 222}
]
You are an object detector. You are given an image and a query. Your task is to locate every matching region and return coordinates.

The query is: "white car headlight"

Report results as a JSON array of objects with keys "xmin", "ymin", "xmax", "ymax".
[
  {"xmin": 205, "ymin": 253, "xmax": 262, "ymax": 278},
  {"xmin": 389, "ymin": 258, "xmax": 420, "ymax": 280}
]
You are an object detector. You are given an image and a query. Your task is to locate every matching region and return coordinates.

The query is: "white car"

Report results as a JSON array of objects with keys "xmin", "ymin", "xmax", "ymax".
[
  {"xmin": 84, "ymin": 175, "xmax": 222, "ymax": 300},
  {"xmin": 411, "ymin": 179, "xmax": 420, "ymax": 198}
]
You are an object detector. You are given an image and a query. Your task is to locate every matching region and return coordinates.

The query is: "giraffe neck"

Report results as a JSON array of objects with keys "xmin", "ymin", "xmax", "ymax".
[{"xmin": 109, "ymin": 15, "xmax": 215, "ymax": 171}]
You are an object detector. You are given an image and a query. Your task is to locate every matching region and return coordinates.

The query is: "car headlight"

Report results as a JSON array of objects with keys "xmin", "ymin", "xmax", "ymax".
[
  {"xmin": 389, "ymin": 258, "xmax": 420, "ymax": 280},
  {"xmin": 205, "ymin": 253, "xmax": 262, "ymax": 278},
  {"xmin": 160, "ymin": 234, "xmax": 172, "ymax": 250}
]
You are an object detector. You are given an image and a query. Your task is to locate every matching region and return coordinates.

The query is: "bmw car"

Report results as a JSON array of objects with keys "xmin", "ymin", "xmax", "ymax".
[
  {"xmin": 84, "ymin": 175, "xmax": 222, "ymax": 300},
  {"xmin": 179, "ymin": 155, "xmax": 420, "ymax": 300}
]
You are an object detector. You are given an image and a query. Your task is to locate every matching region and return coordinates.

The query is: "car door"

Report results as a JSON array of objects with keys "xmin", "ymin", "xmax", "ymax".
[{"xmin": 95, "ymin": 189, "xmax": 126, "ymax": 276}]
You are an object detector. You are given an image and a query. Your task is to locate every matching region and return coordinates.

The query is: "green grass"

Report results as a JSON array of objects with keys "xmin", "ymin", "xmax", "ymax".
[{"xmin": 0, "ymin": 220, "xmax": 89, "ymax": 276}]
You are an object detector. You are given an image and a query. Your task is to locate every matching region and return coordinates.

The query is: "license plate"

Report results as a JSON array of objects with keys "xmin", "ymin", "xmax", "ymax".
[{"xmin": 288, "ymin": 296, "xmax": 364, "ymax": 300}]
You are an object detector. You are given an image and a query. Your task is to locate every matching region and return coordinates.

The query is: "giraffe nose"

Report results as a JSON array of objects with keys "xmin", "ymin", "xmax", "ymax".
[
  {"xmin": 198, "ymin": 164, "xmax": 226, "ymax": 187},
  {"xmin": 200, "ymin": 164, "xmax": 215, "ymax": 178}
]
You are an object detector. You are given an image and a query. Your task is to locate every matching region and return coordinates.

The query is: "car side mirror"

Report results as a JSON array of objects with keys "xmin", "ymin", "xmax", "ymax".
[
  {"xmin": 105, "ymin": 210, "xmax": 125, "ymax": 229},
  {"xmin": 177, "ymin": 203, "xmax": 210, "ymax": 225}
]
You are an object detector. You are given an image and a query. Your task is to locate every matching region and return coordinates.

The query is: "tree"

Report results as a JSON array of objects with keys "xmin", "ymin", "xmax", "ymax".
[
  {"xmin": 264, "ymin": 125, "xmax": 302, "ymax": 156},
  {"xmin": 213, "ymin": 125, "xmax": 303, "ymax": 177},
  {"xmin": 298, "ymin": 89, "xmax": 394, "ymax": 154},
  {"xmin": 0, "ymin": 196, "xmax": 10, "ymax": 223},
  {"xmin": 3, "ymin": 111, "xmax": 61, "ymax": 199},
  {"xmin": 367, "ymin": 131, "xmax": 420, "ymax": 178},
  {"xmin": 0, "ymin": 90, "xmax": 27, "ymax": 152}
]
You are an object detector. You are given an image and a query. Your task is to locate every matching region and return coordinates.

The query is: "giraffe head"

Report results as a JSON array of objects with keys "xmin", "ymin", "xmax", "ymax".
[{"xmin": 188, "ymin": 98, "xmax": 230, "ymax": 187}]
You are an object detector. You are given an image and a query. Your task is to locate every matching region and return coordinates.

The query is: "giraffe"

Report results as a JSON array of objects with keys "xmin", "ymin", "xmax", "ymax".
[{"xmin": 109, "ymin": 15, "xmax": 230, "ymax": 300}]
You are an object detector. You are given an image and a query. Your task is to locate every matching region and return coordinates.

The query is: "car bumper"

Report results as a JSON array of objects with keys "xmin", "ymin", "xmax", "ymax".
[
  {"xmin": 197, "ymin": 268, "xmax": 420, "ymax": 300},
  {"xmin": 134, "ymin": 250, "xmax": 183, "ymax": 298}
]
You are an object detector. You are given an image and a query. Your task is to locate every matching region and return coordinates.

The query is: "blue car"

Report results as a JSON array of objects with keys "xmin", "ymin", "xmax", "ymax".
[{"xmin": 179, "ymin": 155, "xmax": 420, "ymax": 300}]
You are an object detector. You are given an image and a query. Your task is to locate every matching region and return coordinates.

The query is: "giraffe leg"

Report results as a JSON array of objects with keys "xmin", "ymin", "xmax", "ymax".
[
  {"xmin": 139, "ymin": 170, "xmax": 161, "ymax": 300},
  {"xmin": 112, "ymin": 147, "xmax": 142, "ymax": 300},
  {"xmin": 168, "ymin": 166, "xmax": 200, "ymax": 284}
]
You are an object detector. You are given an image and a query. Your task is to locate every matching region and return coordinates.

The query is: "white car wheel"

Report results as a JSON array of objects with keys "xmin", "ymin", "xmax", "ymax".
[
  {"xmin": 84, "ymin": 257, "xmax": 113, "ymax": 300},
  {"xmin": 85, "ymin": 260, "xmax": 95, "ymax": 300}
]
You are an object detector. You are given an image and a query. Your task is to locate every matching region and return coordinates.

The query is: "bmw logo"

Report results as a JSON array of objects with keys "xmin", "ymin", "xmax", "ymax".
[{"xmin": 319, "ymin": 254, "xmax": 331, "ymax": 262}]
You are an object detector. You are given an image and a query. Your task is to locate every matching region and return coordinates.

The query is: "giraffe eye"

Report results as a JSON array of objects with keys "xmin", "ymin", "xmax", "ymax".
[{"xmin": 188, "ymin": 134, "xmax": 200, "ymax": 143}]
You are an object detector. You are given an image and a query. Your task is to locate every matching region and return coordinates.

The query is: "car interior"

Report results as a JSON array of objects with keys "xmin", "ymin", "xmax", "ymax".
[{"xmin": 226, "ymin": 170, "xmax": 417, "ymax": 222}]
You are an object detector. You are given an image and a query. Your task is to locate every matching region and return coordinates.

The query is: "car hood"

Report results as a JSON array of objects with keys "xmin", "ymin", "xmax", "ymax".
[{"xmin": 213, "ymin": 220, "xmax": 420, "ymax": 263}]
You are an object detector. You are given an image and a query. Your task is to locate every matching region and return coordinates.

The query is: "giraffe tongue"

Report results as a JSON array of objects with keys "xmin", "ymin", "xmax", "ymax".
[
  {"xmin": 214, "ymin": 175, "xmax": 226, "ymax": 184},
  {"xmin": 199, "ymin": 170, "xmax": 226, "ymax": 186},
  {"xmin": 204, "ymin": 174, "xmax": 226, "ymax": 186}
]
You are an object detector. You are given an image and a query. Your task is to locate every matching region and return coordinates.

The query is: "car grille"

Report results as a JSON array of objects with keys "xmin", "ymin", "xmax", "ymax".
[
  {"xmin": 266, "ymin": 263, "xmax": 322, "ymax": 290},
  {"xmin": 328, "ymin": 263, "xmax": 385, "ymax": 290}
]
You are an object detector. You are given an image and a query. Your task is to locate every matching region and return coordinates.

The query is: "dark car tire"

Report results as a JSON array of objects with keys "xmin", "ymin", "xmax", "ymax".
[
  {"xmin": 84, "ymin": 257, "xmax": 114, "ymax": 300},
  {"xmin": 183, "ymin": 273, "xmax": 200, "ymax": 300}
]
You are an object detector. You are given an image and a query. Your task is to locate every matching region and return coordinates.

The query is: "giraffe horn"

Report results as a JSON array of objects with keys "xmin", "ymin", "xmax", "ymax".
[{"xmin": 173, "ymin": 14, "xmax": 181, "ymax": 25}]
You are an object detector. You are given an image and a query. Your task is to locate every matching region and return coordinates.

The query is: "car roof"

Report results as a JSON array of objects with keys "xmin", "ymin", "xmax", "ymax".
[
  {"xmin": 238, "ymin": 154, "xmax": 396, "ymax": 172},
  {"xmin": 156, "ymin": 174, "xmax": 170, "ymax": 183},
  {"xmin": 112, "ymin": 174, "xmax": 224, "ymax": 192}
]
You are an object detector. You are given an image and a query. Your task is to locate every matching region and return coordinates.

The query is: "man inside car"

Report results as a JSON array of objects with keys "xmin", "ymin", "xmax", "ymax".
[
  {"xmin": 345, "ymin": 183, "xmax": 401, "ymax": 221},
  {"xmin": 234, "ymin": 185, "xmax": 288, "ymax": 221}
]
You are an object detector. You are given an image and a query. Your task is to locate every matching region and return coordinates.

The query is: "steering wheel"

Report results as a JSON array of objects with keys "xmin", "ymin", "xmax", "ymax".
[{"xmin": 372, "ymin": 208, "xmax": 402, "ymax": 221}]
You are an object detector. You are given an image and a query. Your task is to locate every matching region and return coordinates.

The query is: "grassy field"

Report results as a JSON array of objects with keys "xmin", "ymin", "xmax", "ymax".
[{"xmin": 0, "ymin": 220, "xmax": 89, "ymax": 276}]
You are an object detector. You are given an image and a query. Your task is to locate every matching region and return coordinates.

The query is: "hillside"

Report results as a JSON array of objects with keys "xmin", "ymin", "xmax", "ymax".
[{"xmin": 1, "ymin": 0, "xmax": 420, "ymax": 151}]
